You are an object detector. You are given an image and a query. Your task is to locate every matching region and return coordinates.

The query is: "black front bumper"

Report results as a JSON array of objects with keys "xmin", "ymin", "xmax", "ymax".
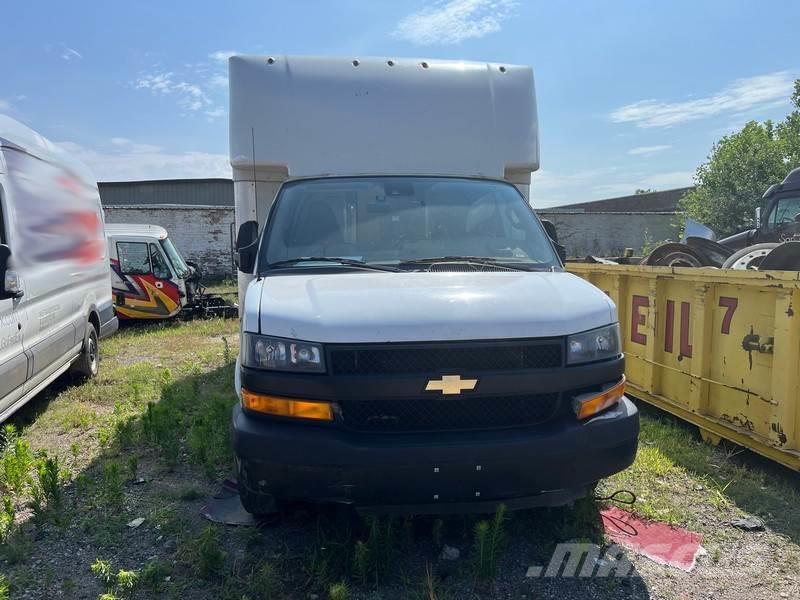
[{"xmin": 231, "ymin": 396, "xmax": 639, "ymax": 513}]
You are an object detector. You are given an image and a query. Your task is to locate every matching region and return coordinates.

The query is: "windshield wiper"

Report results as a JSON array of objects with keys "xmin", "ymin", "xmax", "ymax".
[
  {"xmin": 397, "ymin": 256, "xmax": 540, "ymax": 271},
  {"xmin": 266, "ymin": 257, "xmax": 402, "ymax": 272}
]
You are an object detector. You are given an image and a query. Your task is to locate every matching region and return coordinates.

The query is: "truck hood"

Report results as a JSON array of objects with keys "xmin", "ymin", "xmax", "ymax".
[{"xmin": 247, "ymin": 271, "xmax": 616, "ymax": 343}]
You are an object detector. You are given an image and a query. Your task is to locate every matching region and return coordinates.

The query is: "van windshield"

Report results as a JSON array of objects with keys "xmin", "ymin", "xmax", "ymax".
[
  {"xmin": 160, "ymin": 238, "xmax": 189, "ymax": 278},
  {"xmin": 260, "ymin": 177, "xmax": 559, "ymax": 272}
]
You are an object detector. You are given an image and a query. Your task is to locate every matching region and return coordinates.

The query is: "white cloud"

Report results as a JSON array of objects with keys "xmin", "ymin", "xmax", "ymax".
[
  {"xmin": 204, "ymin": 107, "xmax": 226, "ymax": 119},
  {"xmin": 0, "ymin": 99, "xmax": 11, "ymax": 112},
  {"xmin": 56, "ymin": 140, "xmax": 230, "ymax": 181},
  {"xmin": 133, "ymin": 70, "xmax": 226, "ymax": 118},
  {"xmin": 110, "ymin": 137, "xmax": 131, "ymax": 146},
  {"xmin": 209, "ymin": 50, "xmax": 239, "ymax": 63},
  {"xmin": 209, "ymin": 73, "xmax": 228, "ymax": 88},
  {"xmin": 47, "ymin": 43, "xmax": 82, "ymax": 61},
  {"xmin": 393, "ymin": 0, "xmax": 518, "ymax": 45},
  {"xmin": 627, "ymin": 144, "xmax": 671, "ymax": 156},
  {"xmin": 610, "ymin": 71, "xmax": 796, "ymax": 128}
]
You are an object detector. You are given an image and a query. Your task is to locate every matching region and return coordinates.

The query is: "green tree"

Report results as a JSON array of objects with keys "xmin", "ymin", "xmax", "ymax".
[{"xmin": 679, "ymin": 79, "xmax": 800, "ymax": 237}]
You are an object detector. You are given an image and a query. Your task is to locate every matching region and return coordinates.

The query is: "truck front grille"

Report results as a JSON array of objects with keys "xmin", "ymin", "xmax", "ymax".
[
  {"xmin": 338, "ymin": 393, "xmax": 560, "ymax": 433},
  {"xmin": 329, "ymin": 340, "xmax": 563, "ymax": 375}
]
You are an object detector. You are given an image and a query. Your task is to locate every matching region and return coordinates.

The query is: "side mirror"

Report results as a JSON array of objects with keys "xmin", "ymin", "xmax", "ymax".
[
  {"xmin": 540, "ymin": 220, "xmax": 566, "ymax": 263},
  {"xmin": 541, "ymin": 219, "xmax": 558, "ymax": 243},
  {"xmin": 0, "ymin": 244, "xmax": 23, "ymax": 300},
  {"xmin": 235, "ymin": 221, "xmax": 259, "ymax": 273}
]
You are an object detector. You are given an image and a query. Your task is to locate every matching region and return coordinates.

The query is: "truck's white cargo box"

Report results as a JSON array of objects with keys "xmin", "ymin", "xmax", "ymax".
[{"xmin": 228, "ymin": 55, "xmax": 538, "ymax": 182}]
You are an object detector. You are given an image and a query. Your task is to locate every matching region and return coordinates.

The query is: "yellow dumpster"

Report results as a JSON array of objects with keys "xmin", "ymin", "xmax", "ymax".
[{"xmin": 568, "ymin": 263, "xmax": 800, "ymax": 470}]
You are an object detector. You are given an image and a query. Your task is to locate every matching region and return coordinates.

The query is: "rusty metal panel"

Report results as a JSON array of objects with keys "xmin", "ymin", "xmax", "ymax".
[{"xmin": 568, "ymin": 264, "xmax": 800, "ymax": 470}]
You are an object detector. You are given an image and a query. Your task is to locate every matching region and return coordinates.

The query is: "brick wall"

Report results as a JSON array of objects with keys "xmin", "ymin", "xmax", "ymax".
[{"xmin": 104, "ymin": 205, "xmax": 235, "ymax": 279}]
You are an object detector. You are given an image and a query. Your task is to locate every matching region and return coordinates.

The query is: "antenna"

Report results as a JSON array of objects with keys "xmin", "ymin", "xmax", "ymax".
[{"xmin": 251, "ymin": 127, "xmax": 258, "ymax": 219}]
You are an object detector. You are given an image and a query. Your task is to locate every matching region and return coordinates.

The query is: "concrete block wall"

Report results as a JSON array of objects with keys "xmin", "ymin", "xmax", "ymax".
[
  {"xmin": 104, "ymin": 205, "xmax": 235, "ymax": 279},
  {"xmin": 536, "ymin": 211, "xmax": 678, "ymax": 258}
]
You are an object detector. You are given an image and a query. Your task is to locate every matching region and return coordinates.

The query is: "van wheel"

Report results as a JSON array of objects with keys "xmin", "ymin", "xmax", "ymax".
[{"xmin": 72, "ymin": 322, "xmax": 99, "ymax": 379}]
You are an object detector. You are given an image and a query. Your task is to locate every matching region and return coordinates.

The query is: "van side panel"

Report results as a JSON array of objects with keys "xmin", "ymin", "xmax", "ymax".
[{"xmin": 0, "ymin": 172, "xmax": 28, "ymax": 415}]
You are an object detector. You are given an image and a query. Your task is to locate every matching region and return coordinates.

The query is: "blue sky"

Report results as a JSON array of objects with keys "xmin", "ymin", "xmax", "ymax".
[{"xmin": 1, "ymin": 0, "xmax": 798, "ymax": 207}]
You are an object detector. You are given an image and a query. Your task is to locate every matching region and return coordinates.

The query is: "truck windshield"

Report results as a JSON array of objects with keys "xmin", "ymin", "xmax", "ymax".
[
  {"xmin": 160, "ymin": 238, "xmax": 190, "ymax": 278},
  {"xmin": 261, "ymin": 177, "xmax": 559, "ymax": 272}
]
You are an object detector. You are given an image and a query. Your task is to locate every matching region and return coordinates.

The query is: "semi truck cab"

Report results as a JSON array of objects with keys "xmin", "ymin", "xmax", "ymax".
[
  {"xmin": 720, "ymin": 167, "xmax": 800, "ymax": 249},
  {"xmin": 228, "ymin": 55, "xmax": 639, "ymax": 514}
]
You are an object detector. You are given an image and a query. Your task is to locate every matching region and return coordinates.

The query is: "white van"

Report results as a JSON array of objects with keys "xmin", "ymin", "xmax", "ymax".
[
  {"xmin": 0, "ymin": 116, "xmax": 118, "ymax": 422},
  {"xmin": 228, "ymin": 56, "xmax": 638, "ymax": 514}
]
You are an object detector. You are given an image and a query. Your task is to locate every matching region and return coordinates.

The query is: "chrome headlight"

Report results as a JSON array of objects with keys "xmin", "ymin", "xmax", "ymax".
[
  {"xmin": 567, "ymin": 324, "xmax": 621, "ymax": 365},
  {"xmin": 242, "ymin": 333, "xmax": 325, "ymax": 373}
]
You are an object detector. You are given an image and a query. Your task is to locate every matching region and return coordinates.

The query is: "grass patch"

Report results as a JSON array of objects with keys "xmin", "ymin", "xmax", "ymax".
[{"xmin": 3, "ymin": 317, "xmax": 800, "ymax": 597}]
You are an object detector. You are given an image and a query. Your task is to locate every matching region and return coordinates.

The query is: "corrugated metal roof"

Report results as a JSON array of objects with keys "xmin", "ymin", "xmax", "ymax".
[
  {"xmin": 98, "ymin": 178, "xmax": 233, "ymax": 206},
  {"xmin": 552, "ymin": 187, "xmax": 692, "ymax": 213}
]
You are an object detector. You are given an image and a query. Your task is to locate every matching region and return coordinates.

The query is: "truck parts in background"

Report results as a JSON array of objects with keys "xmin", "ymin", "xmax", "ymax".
[
  {"xmin": 617, "ymin": 167, "xmax": 800, "ymax": 271},
  {"xmin": 106, "ymin": 223, "xmax": 237, "ymax": 320},
  {"xmin": 229, "ymin": 55, "xmax": 639, "ymax": 515},
  {"xmin": 568, "ymin": 262, "xmax": 800, "ymax": 472}
]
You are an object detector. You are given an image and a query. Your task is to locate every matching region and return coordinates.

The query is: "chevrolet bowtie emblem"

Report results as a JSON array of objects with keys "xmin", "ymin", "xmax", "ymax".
[{"xmin": 425, "ymin": 375, "xmax": 478, "ymax": 395}]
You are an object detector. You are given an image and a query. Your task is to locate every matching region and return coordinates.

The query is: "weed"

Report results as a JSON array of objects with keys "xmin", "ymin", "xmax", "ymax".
[
  {"xmin": 91, "ymin": 558, "xmax": 115, "ymax": 586},
  {"xmin": 114, "ymin": 417, "xmax": 138, "ymax": 449},
  {"xmin": 328, "ymin": 582, "xmax": 350, "ymax": 600},
  {"xmin": 191, "ymin": 525, "xmax": 227, "ymax": 579},
  {"xmin": 101, "ymin": 462, "xmax": 124, "ymax": 511},
  {"xmin": 0, "ymin": 574, "xmax": 8, "ymax": 600},
  {"xmin": 424, "ymin": 562, "xmax": 438, "ymax": 600},
  {"xmin": 142, "ymin": 402, "xmax": 181, "ymax": 469},
  {"xmin": 36, "ymin": 455, "xmax": 64, "ymax": 511},
  {"xmin": 0, "ymin": 425, "xmax": 34, "ymax": 495},
  {"xmin": 140, "ymin": 558, "xmax": 171, "ymax": 593},
  {"xmin": 116, "ymin": 569, "xmax": 139, "ymax": 596},
  {"xmin": 471, "ymin": 504, "xmax": 507, "ymax": 581},
  {"xmin": 30, "ymin": 454, "xmax": 65, "ymax": 525},
  {"xmin": 222, "ymin": 336, "xmax": 231, "ymax": 364},
  {"xmin": 0, "ymin": 495, "xmax": 15, "ymax": 543},
  {"xmin": 249, "ymin": 561, "xmax": 279, "ymax": 599},
  {"xmin": 0, "ymin": 531, "xmax": 29, "ymax": 564},
  {"xmin": 126, "ymin": 455, "xmax": 138, "ymax": 481},
  {"xmin": 177, "ymin": 485, "xmax": 204, "ymax": 501},
  {"xmin": 352, "ymin": 540, "xmax": 369, "ymax": 584}
]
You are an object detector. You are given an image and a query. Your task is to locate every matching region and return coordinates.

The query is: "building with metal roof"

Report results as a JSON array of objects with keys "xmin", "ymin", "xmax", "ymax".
[
  {"xmin": 98, "ymin": 178, "xmax": 233, "ymax": 207},
  {"xmin": 549, "ymin": 187, "xmax": 692, "ymax": 213}
]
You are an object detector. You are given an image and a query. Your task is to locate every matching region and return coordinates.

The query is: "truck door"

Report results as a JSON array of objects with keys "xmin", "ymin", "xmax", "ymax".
[
  {"xmin": 0, "ymin": 184, "xmax": 27, "ymax": 414},
  {"xmin": 763, "ymin": 194, "xmax": 800, "ymax": 241},
  {"xmin": 112, "ymin": 239, "xmax": 181, "ymax": 319}
]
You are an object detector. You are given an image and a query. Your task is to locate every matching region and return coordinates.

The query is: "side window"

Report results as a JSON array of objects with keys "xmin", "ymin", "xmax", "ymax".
[
  {"xmin": 117, "ymin": 242, "xmax": 151, "ymax": 275},
  {"xmin": 768, "ymin": 196, "xmax": 800, "ymax": 228},
  {"xmin": 149, "ymin": 244, "xmax": 171, "ymax": 279}
]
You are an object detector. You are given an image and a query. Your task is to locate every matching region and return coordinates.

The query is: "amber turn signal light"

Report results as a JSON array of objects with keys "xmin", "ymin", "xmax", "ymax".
[
  {"xmin": 242, "ymin": 389, "xmax": 334, "ymax": 421},
  {"xmin": 573, "ymin": 376, "xmax": 626, "ymax": 420}
]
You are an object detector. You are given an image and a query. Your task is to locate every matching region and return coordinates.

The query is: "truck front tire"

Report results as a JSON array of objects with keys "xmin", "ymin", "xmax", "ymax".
[{"xmin": 237, "ymin": 460, "xmax": 278, "ymax": 516}]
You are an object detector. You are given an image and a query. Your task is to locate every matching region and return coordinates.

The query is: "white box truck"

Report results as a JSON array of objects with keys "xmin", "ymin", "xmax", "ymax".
[
  {"xmin": 228, "ymin": 56, "xmax": 638, "ymax": 514},
  {"xmin": 0, "ymin": 116, "xmax": 118, "ymax": 421}
]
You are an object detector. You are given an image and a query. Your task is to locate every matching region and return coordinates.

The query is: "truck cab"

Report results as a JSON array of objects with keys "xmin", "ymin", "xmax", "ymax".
[
  {"xmin": 228, "ymin": 56, "xmax": 639, "ymax": 514},
  {"xmin": 105, "ymin": 224, "xmax": 193, "ymax": 320},
  {"xmin": 719, "ymin": 167, "xmax": 800, "ymax": 249}
]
